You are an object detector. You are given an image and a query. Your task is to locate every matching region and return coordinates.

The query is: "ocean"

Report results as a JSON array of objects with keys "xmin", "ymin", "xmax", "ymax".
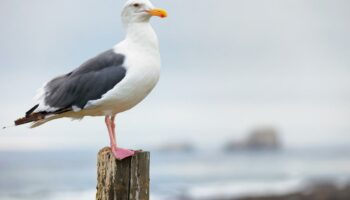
[{"xmin": 1, "ymin": 147, "xmax": 350, "ymax": 200}]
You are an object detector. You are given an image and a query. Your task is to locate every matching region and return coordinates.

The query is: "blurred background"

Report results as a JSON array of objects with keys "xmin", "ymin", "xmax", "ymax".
[{"xmin": 1, "ymin": 0, "xmax": 350, "ymax": 199}]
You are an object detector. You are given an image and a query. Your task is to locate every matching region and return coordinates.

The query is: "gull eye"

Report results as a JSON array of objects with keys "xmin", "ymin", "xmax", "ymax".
[{"xmin": 133, "ymin": 3, "xmax": 140, "ymax": 8}]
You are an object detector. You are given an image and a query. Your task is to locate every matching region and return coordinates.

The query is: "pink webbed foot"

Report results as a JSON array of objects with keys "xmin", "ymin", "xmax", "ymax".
[{"xmin": 111, "ymin": 147, "xmax": 135, "ymax": 160}]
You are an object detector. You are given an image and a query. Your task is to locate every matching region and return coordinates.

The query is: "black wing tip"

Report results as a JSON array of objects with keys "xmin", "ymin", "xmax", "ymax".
[{"xmin": 26, "ymin": 104, "xmax": 39, "ymax": 116}]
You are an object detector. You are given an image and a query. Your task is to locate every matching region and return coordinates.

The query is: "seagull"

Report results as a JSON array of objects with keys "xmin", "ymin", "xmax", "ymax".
[{"xmin": 13, "ymin": 0, "xmax": 167, "ymax": 160}]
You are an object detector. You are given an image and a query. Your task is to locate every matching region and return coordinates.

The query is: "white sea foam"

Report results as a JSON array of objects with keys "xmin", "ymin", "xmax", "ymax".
[
  {"xmin": 186, "ymin": 178, "xmax": 305, "ymax": 200},
  {"xmin": 49, "ymin": 190, "xmax": 95, "ymax": 200},
  {"xmin": 0, "ymin": 190, "xmax": 95, "ymax": 200}
]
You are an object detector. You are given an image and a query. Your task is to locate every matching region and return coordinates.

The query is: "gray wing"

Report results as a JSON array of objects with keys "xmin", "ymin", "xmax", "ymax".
[{"xmin": 43, "ymin": 49, "xmax": 126, "ymax": 110}]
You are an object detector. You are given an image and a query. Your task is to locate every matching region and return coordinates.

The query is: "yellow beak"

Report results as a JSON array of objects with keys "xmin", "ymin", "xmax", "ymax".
[{"xmin": 148, "ymin": 8, "xmax": 168, "ymax": 18}]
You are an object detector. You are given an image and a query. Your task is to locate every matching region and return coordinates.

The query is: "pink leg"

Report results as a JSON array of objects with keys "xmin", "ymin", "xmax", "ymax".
[{"xmin": 105, "ymin": 115, "xmax": 134, "ymax": 160}]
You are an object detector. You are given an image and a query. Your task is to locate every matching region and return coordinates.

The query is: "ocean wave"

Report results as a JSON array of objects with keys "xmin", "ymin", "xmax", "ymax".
[{"xmin": 186, "ymin": 178, "xmax": 305, "ymax": 200}]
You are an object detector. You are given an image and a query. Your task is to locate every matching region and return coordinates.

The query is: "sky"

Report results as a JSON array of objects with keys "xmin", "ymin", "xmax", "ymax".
[{"xmin": 0, "ymin": 0, "xmax": 350, "ymax": 151}]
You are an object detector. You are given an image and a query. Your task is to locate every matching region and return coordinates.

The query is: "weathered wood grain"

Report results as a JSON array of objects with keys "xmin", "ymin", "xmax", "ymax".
[{"xmin": 96, "ymin": 147, "xmax": 150, "ymax": 200}]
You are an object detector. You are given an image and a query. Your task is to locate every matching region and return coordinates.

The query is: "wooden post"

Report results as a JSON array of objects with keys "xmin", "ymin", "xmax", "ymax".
[{"xmin": 96, "ymin": 147, "xmax": 150, "ymax": 200}]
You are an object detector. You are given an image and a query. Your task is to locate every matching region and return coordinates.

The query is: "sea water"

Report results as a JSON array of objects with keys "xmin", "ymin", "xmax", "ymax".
[{"xmin": 0, "ymin": 148, "xmax": 350, "ymax": 200}]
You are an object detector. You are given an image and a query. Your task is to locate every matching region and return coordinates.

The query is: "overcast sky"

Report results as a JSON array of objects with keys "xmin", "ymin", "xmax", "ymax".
[{"xmin": 0, "ymin": 0, "xmax": 350, "ymax": 151}]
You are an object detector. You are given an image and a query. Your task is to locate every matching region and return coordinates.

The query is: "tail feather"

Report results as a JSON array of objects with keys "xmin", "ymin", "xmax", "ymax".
[
  {"xmin": 13, "ymin": 104, "xmax": 44, "ymax": 126},
  {"xmin": 15, "ymin": 112, "xmax": 47, "ymax": 126},
  {"xmin": 14, "ymin": 106, "xmax": 72, "ymax": 127},
  {"xmin": 30, "ymin": 115, "xmax": 61, "ymax": 128}
]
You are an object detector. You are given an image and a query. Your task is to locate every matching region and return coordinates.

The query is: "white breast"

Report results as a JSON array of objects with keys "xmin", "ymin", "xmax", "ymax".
[{"xmin": 85, "ymin": 24, "xmax": 161, "ymax": 116}]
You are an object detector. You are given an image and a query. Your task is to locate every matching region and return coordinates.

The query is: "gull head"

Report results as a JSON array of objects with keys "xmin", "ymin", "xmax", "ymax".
[{"xmin": 121, "ymin": 0, "xmax": 167, "ymax": 25}]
